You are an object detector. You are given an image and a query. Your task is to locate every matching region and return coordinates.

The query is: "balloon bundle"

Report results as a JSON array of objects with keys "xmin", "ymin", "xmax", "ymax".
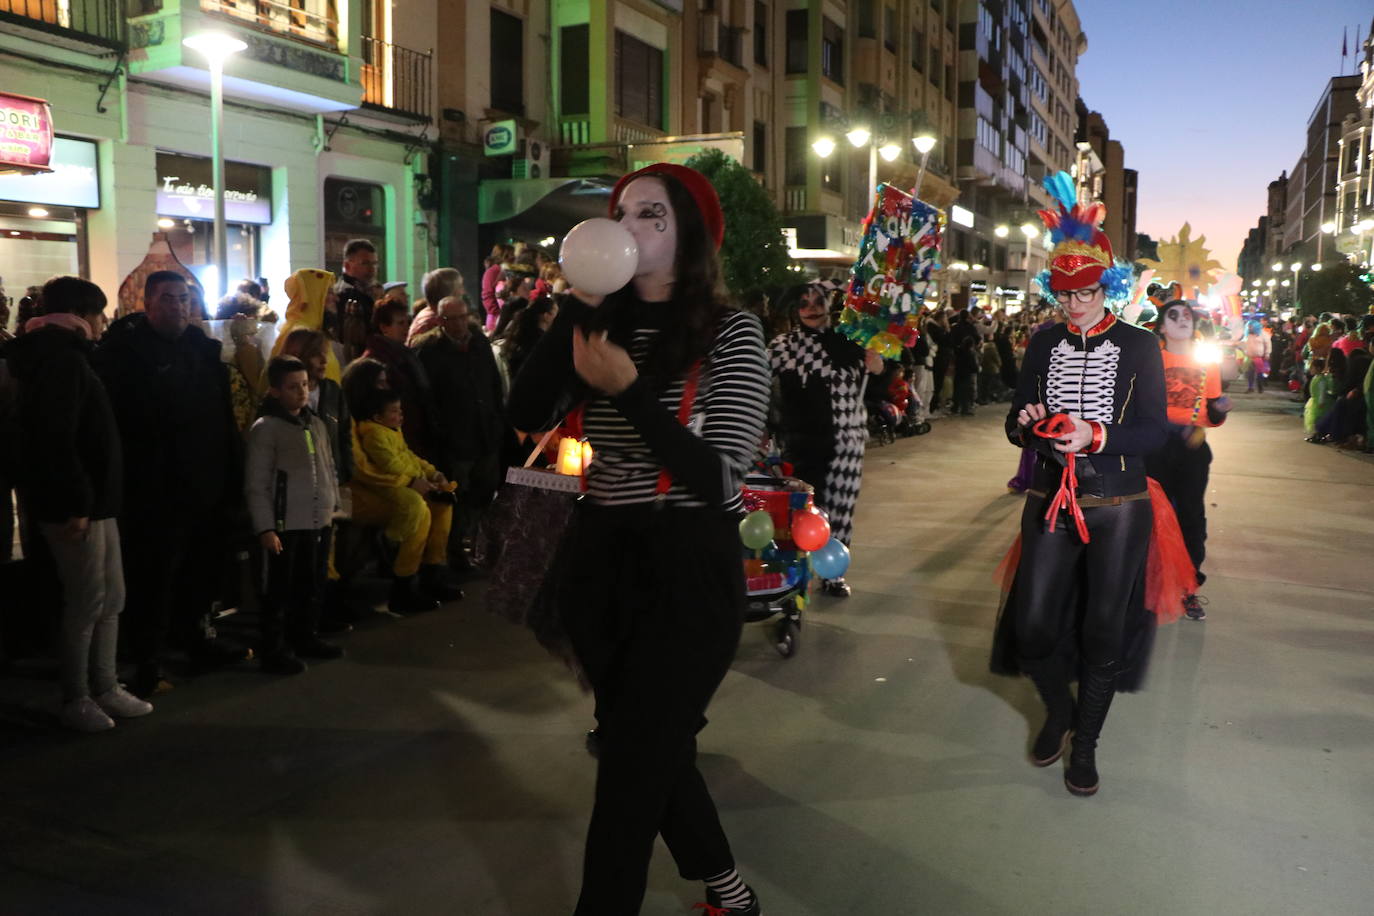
[
  {"xmin": 839, "ymin": 184, "xmax": 944, "ymax": 359},
  {"xmin": 739, "ymin": 495, "xmax": 851, "ymax": 582}
]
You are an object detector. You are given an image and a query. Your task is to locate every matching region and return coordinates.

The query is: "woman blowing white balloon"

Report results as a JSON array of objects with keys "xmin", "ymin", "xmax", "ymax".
[{"xmin": 509, "ymin": 163, "xmax": 771, "ymax": 915}]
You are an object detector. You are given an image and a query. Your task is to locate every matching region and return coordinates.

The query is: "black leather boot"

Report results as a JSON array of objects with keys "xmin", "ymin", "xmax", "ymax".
[
  {"xmin": 389, "ymin": 575, "xmax": 439, "ymax": 615},
  {"xmin": 1020, "ymin": 655, "xmax": 1075, "ymax": 766},
  {"xmin": 1065, "ymin": 661, "xmax": 1118, "ymax": 797}
]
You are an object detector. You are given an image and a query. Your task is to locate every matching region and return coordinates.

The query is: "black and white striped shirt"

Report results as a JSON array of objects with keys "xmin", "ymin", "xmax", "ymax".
[{"xmin": 508, "ymin": 298, "xmax": 770, "ymax": 513}]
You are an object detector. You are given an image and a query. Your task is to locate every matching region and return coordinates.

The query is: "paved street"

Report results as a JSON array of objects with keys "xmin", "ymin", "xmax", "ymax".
[{"xmin": 3, "ymin": 391, "xmax": 1372, "ymax": 916}]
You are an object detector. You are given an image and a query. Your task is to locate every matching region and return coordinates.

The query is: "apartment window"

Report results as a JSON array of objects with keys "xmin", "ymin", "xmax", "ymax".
[
  {"xmin": 884, "ymin": 7, "xmax": 896, "ymax": 52},
  {"xmin": 753, "ymin": 120, "xmax": 768, "ymax": 173},
  {"xmin": 490, "ymin": 9, "xmax": 524, "ymax": 115},
  {"xmin": 615, "ymin": 30, "xmax": 664, "ymax": 129},
  {"xmin": 946, "ymin": 64, "xmax": 955, "ymax": 101},
  {"xmin": 560, "ymin": 25, "xmax": 590, "ymax": 115},
  {"xmin": 857, "ymin": 0, "xmax": 876, "ymax": 38},
  {"xmin": 784, "ymin": 126, "xmax": 807, "ymax": 185},
  {"xmin": 785, "ymin": 10, "xmax": 808, "ymax": 73},
  {"xmin": 754, "ymin": 1, "xmax": 768, "ymax": 66},
  {"xmin": 929, "ymin": 47, "xmax": 942, "ymax": 88},
  {"xmin": 821, "ymin": 17, "xmax": 843, "ymax": 85},
  {"xmin": 931, "ymin": 0, "xmax": 942, "ymax": 11},
  {"xmin": 912, "ymin": 28, "xmax": 925, "ymax": 70}
]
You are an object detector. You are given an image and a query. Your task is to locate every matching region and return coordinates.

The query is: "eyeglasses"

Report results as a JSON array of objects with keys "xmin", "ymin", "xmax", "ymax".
[{"xmin": 1054, "ymin": 286, "xmax": 1103, "ymax": 304}]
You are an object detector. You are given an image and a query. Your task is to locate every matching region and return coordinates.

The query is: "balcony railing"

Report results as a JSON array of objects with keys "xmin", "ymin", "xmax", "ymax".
[
  {"xmin": 360, "ymin": 35, "xmax": 432, "ymax": 121},
  {"xmin": 0, "ymin": 0, "xmax": 124, "ymax": 48},
  {"xmin": 200, "ymin": 0, "xmax": 338, "ymax": 49}
]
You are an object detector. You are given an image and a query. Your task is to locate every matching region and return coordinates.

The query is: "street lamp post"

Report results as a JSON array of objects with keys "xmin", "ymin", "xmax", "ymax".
[
  {"xmin": 183, "ymin": 31, "xmax": 247, "ymax": 302},
  {"xmin": 1289, "ymin": 262, "xmax": 1303, "ymax": 309},
  {"xmin": 813, "ymin": 126, "xmax": 938, "ymax": 213}
]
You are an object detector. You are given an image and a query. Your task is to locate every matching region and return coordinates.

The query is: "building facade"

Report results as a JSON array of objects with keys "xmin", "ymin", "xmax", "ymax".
[
  {"xmin": 0, "ymin": 0, "xmax": 437, "ymax": 317},
  {"xmin": 1333, "ymin": 22, "xmax": 1374, "ymax": 268}
]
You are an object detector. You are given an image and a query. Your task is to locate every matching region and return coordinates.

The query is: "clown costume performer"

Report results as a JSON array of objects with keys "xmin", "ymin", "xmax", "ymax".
[
  {"xmin": 768, "ymin": 284, "xmax": 883, "ymax": 597},
  {"xmin": 989, "ymin": 173, "xmax": 1169, "ymax": 797},
  {"xmin": 1145, "ymin": 300, "xmax": 1231, "ymax": 621}
]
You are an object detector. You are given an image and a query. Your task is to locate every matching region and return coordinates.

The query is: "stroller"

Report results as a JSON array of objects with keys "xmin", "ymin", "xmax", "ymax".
[{"xmin": 741, "ymin": 472, "xmax": 814, "ymax": 658}]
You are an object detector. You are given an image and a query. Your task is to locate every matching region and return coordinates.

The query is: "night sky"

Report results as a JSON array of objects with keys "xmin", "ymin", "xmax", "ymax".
[{"xmin": 1074, "ymin": 0, "xmax": 1372, "ymax": 270}]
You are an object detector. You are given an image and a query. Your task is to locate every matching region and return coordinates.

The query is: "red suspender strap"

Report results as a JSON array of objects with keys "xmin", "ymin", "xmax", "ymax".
[{"xmin": 655, "ymin": 361, "xmax": 703, "ymax": 497}]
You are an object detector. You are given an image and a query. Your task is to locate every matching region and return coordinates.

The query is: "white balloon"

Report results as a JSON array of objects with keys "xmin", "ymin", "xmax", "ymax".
[{"xmin": 559, "ymin": 218, "xmax": 639, "ymax": 296}]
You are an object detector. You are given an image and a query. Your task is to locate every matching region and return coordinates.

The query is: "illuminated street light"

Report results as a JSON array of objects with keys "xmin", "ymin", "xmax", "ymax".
[
  {"xmin": 1321, "ymin": 221, "xmax": 1337, "ymax": 234},
  {"xmin": 878, "ymin": 143, "xmax": 902, "ymax": 162},
  {"xmin": 912, "ymin": 134, "xmax": 937, "ymax": 155},
  {"xmin": 183, "ymin": 30, "xmax": 247, "ymax": 301},
  {"xmin": 1021, "ymin": 222, "xmax": 1039, "ymax": 239},
  {"xmin": 1311, "ymin": 263, "xmax": 1323, "ymax": 271},
  {"xmin": 812, "ymin": 136, "xmax": 836, "ymax": 158},
  {"xmin": 846, "ymin": 127, "xmax": 871, "ymax": 148},
  {"xmin": 994, "ymin": 225, "xmax": 1010, "ymax": 238},
  {"xmin": 1271, "ymin": 261, "xmax": 1283, "ymax": 271}
]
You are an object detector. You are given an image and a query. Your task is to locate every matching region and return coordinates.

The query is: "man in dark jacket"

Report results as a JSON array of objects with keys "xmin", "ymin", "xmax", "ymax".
[
  {"xmin": 7, "ymin": 276, "xmax": 154, "ymax": 730},
  {"xmin": 94, "ymin": 270, "xmax": 247, "ymax": 697},
  {"xmin": 335, "ymin": 238, "xmax": 379, "ymax": 363},
  {"xmin": 413, "ymin": 295, "xmax": 505, "ymax": 565}
]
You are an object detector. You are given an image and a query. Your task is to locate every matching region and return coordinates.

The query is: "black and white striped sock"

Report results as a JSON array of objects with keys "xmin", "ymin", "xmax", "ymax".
[{"xmin": 704, "ymin": 868, "xmax": 754, "ymax": 909}]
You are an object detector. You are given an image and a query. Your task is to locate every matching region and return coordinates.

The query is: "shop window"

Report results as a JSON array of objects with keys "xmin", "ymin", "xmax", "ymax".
[
  {"xmin": 615, "ymin": 30, "xmax": 664, "ymax": 129},
  {"xmin": 490, "ymin": 9, "xmax": 525, "ymax": 115},
  {"xmin": 0, "ymin": 208, "xmax": 80, "ymax": 297},
  {"xmin": 163, "ymin": 220, "xmax": 259, "ymax": 300},
  {"xmin": 785, "ymin": 10, "xmax": 807, "ymax": 74},
  {"xmin": 323, "ymin": 178, "xmax": 386, "ymax": 278},
  {"xmin": 561, "ymin": 24, "xmax": 590, "ymax": 115}
]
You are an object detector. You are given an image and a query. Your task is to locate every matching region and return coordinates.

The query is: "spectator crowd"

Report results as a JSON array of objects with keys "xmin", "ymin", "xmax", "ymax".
[{"xmin": 1, "ymin": 243, "xmax": 1371, "ymax": 733}]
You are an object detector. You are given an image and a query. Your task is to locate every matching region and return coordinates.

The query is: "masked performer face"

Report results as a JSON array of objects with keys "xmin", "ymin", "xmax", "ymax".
[{"xmin": 797, "ymin": 287, "xmax": 830, "ymax": 330}]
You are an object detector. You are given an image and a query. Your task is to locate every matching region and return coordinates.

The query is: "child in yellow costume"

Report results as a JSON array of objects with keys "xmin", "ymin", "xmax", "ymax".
[
  {"xmin": 273, "ymin": 268, "xmax": 343, "ymax": 385},
  {"xmin": 351, "ymin": 389, "xmax": 463, "ymax": 612}
]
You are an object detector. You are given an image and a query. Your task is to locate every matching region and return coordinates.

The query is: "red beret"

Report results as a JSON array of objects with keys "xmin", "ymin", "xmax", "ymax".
[{"xmin": 610, "ymin": 163, "xmax": 725, "ymax": 251}]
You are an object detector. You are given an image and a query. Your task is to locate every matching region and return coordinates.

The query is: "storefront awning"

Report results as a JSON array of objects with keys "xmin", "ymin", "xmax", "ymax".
[{"xmin": 478, "ymin": 177, "xmax": 614, "ymax": 241}]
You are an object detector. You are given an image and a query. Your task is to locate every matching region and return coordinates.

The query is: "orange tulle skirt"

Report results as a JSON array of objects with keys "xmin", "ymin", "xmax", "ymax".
[{"xmin": 996, "ymin": 477, "xmax": 1197, "ymax": 624}]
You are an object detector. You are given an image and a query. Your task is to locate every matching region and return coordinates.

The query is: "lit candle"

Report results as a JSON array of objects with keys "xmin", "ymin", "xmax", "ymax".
[
  {"xmin": 580, "ymin": 440, "xmax": 593, "ymax": 472},
  {"xmin": 557, "ymin": 437, "xmax": 583, "ymax": 475}
]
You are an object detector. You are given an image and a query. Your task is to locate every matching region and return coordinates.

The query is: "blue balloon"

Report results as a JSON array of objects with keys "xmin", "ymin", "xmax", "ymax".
[{"xmin": 810, "ymin": 538, "xmax": 850, "ymax": 579}]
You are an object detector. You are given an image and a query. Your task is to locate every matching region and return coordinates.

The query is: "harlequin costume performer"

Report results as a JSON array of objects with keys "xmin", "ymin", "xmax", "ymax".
[
  {"xmin": 1146, "ymin": 300, "xmax": 1231, "ymax": 621},
  {"xmin": 767, "ymin": 283, "xmax": 883, "ymax": 596},
  {"xmin": 989, "ymin": 172, "xmax": 1191, "ymax": 797}
]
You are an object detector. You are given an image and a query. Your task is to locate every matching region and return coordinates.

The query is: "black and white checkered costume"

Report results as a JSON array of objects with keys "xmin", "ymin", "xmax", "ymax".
[{"xmin": 768, "ymin": 327, "xmax": 867, "ymax": 546}]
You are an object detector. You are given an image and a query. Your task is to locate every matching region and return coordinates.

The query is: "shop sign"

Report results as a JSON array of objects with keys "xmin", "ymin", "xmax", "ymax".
[
  {"xmin": 0, "ymin": 93, "xmax": 54, "ymax": 174},
  {"xmin": 155, "ymin": 152, "xmax": 273, "ymax": 225},
  {"xmin": 970, "ymin": 280, "xmax": 988, "ymax": 292},
  {"xmin": 628, "ymin": 132, "xmax": 744, "ymax": 172},
  {"xmin": 484, "ymin": 120, "xmax": 518, "ymax": 157},
  {"xmin": 0, "ymin": 136, "xmax": 99, "ymax": 208},
  {"xmin": 950, "ymin": 205, "xmax": 974, "ymax": 228}
]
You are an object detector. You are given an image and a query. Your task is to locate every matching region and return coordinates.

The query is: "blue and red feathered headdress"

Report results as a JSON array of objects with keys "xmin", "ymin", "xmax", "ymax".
[{"xmin": 1034, "ymin": 172, "xmax": 1133, "ymax": 300}]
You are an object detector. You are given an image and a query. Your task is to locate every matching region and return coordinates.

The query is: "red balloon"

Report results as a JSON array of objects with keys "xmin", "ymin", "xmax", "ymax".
[{"xmin": 791, "ymin": 510, "xmax": 831, "ymax": 552}]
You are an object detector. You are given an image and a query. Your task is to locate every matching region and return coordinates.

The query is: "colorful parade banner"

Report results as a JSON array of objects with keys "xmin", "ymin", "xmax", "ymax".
[{"xmin": 839, "ymin": 184, "xmax": 943, "ymax": 358}]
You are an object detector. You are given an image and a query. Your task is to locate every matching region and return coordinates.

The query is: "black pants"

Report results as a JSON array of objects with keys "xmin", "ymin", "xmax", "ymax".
[
  {"xmin": 557, "ymin": 504, "xmax": 744, "ymax": 915},
  {"xmin": 1014, "ymin": 493, "xmax": 1153, "ymax": 666},
  {"xmin": 120, "ymin": 510, "xmax": 226, "ymax": 667},
  {"xmin": 953, "ymin": 373, "xmax": 976, "ymax": 413},
  {"xmin": 1146, "ymin": 434, "xmax": 1210, "ymax": 584},
  {"xmin": 258, "ymin": 527, "xmax": 328, "ymax": 654}
]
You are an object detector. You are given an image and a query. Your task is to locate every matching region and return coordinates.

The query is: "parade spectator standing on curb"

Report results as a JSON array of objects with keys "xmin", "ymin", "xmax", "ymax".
[
  {"xmin": 334, "ymin": 239, "xmax": 379, "ymax": 363},
  {"xmin": 1147, "ymin": 301, "xmax": 1231, "ymax": 621},
  {"xmin": 991, "ymin": 174, "xmax": 1167, "ymax": 798},
  {"xmin": 245, "ymin": 356, "xmax": 344, "ymax": 675},
  {"xmin": 8, "ymin": 276, "xmax": 152, "ymax": 731},
  {"xmin": 407, "ymin": 267, "xmax": 464, "ymax": 345},
  {"xmin": 362, "ymin": 301, "xmax": 441, "ymax": 466},
  {"xmin": 510, "ymin": 162, "xmax": 769, "ymax": 915},
  {"xmin": 413, "ymin": 295, "xmax": 505, "ymax": 568},
  {"xmin": 95, "ymin": 270, "xmax": 247, "ymax": 698},
  {"xmin": 768, "ymin": 283, "xmax": 883, "ymax": 597}
]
